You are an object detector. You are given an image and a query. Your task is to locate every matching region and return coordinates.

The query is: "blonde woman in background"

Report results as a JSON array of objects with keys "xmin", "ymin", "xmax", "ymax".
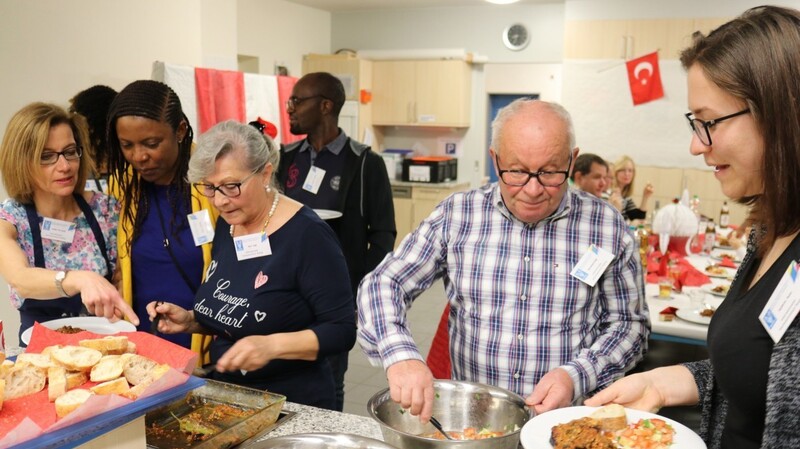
[{"xmin": 612, "ymin": 155, "xmax": 653, "ymax": 221}]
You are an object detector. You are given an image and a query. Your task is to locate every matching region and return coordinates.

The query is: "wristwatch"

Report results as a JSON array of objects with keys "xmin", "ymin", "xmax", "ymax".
[{"xmin": 55, "ymin": 270, "xmax": 69, "ymax": 297}]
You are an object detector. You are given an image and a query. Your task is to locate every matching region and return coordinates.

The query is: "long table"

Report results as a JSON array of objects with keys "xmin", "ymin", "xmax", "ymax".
[{"xmin": 646, "ymin": 254, "xmax": 733, "ymax": 345}]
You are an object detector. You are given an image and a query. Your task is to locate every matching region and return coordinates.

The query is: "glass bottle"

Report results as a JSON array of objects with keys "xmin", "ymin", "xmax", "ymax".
[
  {"xmin": 719, "ymin": 201, "xmax": 730, "ymax": 228},
  {"xmin": 703, "ymin": 219, "xmax": 716, "ymax": 254}
]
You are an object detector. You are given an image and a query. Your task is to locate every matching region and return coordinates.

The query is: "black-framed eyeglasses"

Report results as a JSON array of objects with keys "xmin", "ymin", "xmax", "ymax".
[
  {"xmin": 685, "ymin": 108, "xmax": 750, "ymax": 146},
  {"xmin": 40, "ymin": 146, "xmax": 82, "ymax": 165},
  {"xmin": 495, "ymin": 152, "xmax": 572, "ymax": 187},
  {"xmin": 285, "ymin": 95, "xmax": 328, "ymax": 110},
  {"xmin": 193, "ymin": 171, "xmax": 259, "ymax": 198}
]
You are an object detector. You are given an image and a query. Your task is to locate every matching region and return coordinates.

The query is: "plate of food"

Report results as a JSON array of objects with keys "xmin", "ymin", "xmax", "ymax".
[
  {"xmin": 313, "ymin": 209, "xmax": 343, "ymax": 220},
  {"xmin": 20, "ymin": 316, "xmax": 136, "ymax": 345},
  {"xmin": 704, "ymin": 284, "xmax": 730, "ymax": 298},
  {"xmin": 676, "ymin": 307, "xmax": 715, "ymax": 325},
  {"xmin": 520, "ymin": 405, "xmax": 705, "ymax": 449},
  {"xmin": 710, "ymin": 250, "xmax": 741, "ymax": 264},
  {"xmin": 703, "ymin": 264, "xmax": 734, "ymax": 279}
]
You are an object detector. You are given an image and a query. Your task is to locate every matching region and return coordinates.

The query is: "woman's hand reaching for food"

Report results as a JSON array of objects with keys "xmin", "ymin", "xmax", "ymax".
[
  {"xmin": 74, "ymin": 270, "xmax": 139, "ymax": 325},
  {"xmin": 584, "ymin": 366, "xmax": 699, "ymax": 413}
]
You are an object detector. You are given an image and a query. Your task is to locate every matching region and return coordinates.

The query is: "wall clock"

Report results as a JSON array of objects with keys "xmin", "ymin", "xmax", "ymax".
[{"xmin": 502, "ymin": 23, "xmax": 529, "ymax": 51}]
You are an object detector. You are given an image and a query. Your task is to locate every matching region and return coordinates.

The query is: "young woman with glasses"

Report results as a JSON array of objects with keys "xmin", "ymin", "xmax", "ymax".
[
  {"xmin": 107, "ymin": 80, "xmax": 217, "ymax": 355},
  {"xmin": 146, "ymin": 120, "xmax": 355, "ymax": 410},
  {"xmin": 0, "ymin": 103, "xmax": 137, "ymax": 342},
  {"xmin": 587, "ymin": 6, "xmax": 800, "ymax": 447}
]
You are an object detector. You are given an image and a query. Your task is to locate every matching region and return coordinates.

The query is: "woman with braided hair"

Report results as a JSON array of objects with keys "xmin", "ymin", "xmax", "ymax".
[
  {"xmin": 107, "ymin": 80, "xmax": 217, "ymax": 356},
  {"xmin": 69, "ymin": 85, "xmax": 117, "ymax": 192}
]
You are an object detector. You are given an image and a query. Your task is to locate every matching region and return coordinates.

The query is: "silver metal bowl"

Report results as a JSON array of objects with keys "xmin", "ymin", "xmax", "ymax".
[
  {"xmin": 248, "ymin": 432, "xmax": 400, "ymax": 448},
  {"xmin": 367, "ymin": 380, "xmax": 532, "ymax": 449}
]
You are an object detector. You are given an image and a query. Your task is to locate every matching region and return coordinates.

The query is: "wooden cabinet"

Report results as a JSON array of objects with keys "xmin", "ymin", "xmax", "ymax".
[
  {"xmin": 391, "ymin": 182, "xmax": 470, "ymax": 248},
  {"xmin": 372, "ymin": 60, "xmax": 472, "ymax": 127},
  {"xmin": 564, "ymin": 18, "xmax": 730, "ymax": 60}
]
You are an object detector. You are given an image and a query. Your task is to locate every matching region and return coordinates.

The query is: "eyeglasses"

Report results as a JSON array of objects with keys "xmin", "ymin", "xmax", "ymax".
[
  {"xmin": 495, "ymin": 152, "xmax": 572, "ymax": 187},
  {"xmin": 193, "ymin": 171, "xmax": 259, "ymax": 198},
  {"xmin": 685, "ymin": 108, "xmax": 750, "ymax": 146},
  {"xmin": 40, "ymin": 146, "xmax": 82, "ymax": 165},
  {"xmin": 285, "ymin": 95, "xmax": 327, "ymax": 110}
]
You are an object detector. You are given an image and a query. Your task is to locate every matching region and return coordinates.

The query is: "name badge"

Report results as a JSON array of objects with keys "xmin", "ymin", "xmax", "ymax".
[
  {"xmin": 188, "ymin": 210, "xmax": 215, "ymax": 246},
  {"xmin": 302, "ymin": 166, "xmax": 326, "ymax": 195},
  {"xmin": 570, "ymin": 244, "xmax": 614, "ymax": 287},
  {"xmin": 759, "ymin": 260, "xmax": 800, "ymax": 343},
  {"xmin": 41, "ymin": 218, "xmax": 76, "ymax": 243},
  {"xmin": 233, "ymin": 232, "xmax": 273, "ymax": 261}
]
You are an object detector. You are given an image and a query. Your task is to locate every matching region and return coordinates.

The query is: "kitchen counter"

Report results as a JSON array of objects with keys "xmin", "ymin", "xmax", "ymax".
[
  {"xmin": 390, "ymin": 179, "xmax": 467, "ymax": 188},
  {"xmin": 250, "ymin": 402, "xmax": 384, "ymax": 442}
]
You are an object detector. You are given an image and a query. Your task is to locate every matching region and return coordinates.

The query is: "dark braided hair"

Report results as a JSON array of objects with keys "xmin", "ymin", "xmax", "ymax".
[
  {"xmin": 69, "ymin": 85, "xmax": 117, "ymax": 174},
  {"xmin": 106, "ymin": 80, "xmax": 194, "ymax": 251}
]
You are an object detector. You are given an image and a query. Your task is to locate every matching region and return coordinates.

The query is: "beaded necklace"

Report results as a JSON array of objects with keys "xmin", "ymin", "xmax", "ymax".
[{"xmin": 229, "ymin": 192, "xmax": 280, "ymax": 237}]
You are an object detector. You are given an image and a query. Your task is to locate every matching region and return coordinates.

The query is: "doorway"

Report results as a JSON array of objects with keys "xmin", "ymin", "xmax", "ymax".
[{"xmin": 486, "ymin": 94, "xmax": 539, "ymax": 182}]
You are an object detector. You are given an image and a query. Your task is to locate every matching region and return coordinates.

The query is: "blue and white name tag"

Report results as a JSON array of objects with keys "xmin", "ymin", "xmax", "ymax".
[
  {"xmin": 188, "ymin": 210, "xmax": 215, "ymax": 246},
  {"xmin": 302, "ymin": 166, "xmax": 326, "ymax": 195},
  {"xmin": 233, "ymin": 232, "xmax": 273, "ymax": 261},
  {"xmin": 570, "ymin": 244, "xmax": 614, "ymax": 287},
  {"xmin": 759, "ymin": 260, "xmax": 800, "ymax": 343},
  {"xmin": 41, "ymin": 218, "xmax": 76, "ymax": 243}
]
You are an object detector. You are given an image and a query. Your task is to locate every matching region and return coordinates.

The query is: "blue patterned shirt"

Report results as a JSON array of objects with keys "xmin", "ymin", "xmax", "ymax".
[{"xmin": 357, "ymin": 184, "xmax": 649, "ymax": 399}]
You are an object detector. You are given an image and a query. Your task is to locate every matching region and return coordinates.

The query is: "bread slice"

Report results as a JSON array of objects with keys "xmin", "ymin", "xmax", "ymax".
[
  {"xmin": 79, "ymin": 336, "xmax": 129, "ymax": 356},
  {"xmin": 125, "ymin": 340, "xmax": 137, "ymax": 354},
  {"xmin": 90, "ymin": 355, "xmax": 123, "ymax": 383},
  {"xmin": 0, "ymin": 351, "xmax": 5, "ymax": 364},
  {"xmin": 5, "ymin": 364, "xmax": 47, "ymax": 400},
  {"xmin": 590, "ymin": 404, "xmax": 628, "ymax": 432},
  {"xmin": 121, "ymin": 354, "xmax": 158, "ymax": 386},
  {"xmin": 16, "ymin": 353, "xmax": 55, "ymax": 370},
  {"xmin": 120, "ymin": 363, "xmax": 171, "ymax": 400},
  {"xmin": 51, "ymin": 346, "xmax": 102, "ymax": 372},
  {"xmin": 41, "ymin": 345, "xmax": 63, "ymax": 358},
  {"xmin": 90, "ymin": 377, "xmax": 129, "ymax": 395},
  {"xmin": 48, "ymin": 365, "xmax": 67, "ymax": 401},
  {"xmin": 65, "ymin": 371, "xmax": 88, "ymax": 390},
  {"xmin": 55, "ymin": 388, "xmax": 93, "ymax": 418}
]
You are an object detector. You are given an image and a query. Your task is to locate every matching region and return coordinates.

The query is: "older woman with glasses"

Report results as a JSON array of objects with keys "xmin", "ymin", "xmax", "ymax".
[
  {"xmin": 587, "ymin": 6, "xmax": 800, "ymax": 447},
  {"xmin": 147, "ymin": 120, "xmax": 355, "ymax": 410},
  {"xmin": 0, "ymin": 103, "xmax": 138, "ymax": 341}
]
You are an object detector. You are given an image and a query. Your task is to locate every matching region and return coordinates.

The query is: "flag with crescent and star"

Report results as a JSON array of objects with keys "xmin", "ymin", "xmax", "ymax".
[{"xmin": 626, "ymin": 51, "xmax": 664, "ymax": 106}]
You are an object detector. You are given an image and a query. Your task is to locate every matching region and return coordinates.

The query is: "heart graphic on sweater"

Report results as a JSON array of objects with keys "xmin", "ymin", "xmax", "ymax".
[
  {"xmin": 255, "ymin": 310, "xmax": 266, "ymax": 322},
  {"xmin": 254, "ymin": 271, "xmax": 268, "ymax": 289}
]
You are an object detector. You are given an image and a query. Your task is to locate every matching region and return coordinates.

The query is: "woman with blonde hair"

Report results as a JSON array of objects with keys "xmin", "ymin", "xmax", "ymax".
[
  {"xmin": 0, "ymin": 102, "xmax": 137, "ymax": 340},
  {"xmin": 612, "ymin": 155, "xmax": 653, "ymax": 221}
]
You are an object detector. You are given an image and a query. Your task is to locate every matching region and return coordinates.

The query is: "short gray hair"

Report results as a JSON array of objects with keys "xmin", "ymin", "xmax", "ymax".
[
  {"xmin": 188, "ymin": 120, "xmax": 280, "ymax": 188},
  {"xmin": 490, "ymin": 98, "xmax": 576, "ymax": 154}
]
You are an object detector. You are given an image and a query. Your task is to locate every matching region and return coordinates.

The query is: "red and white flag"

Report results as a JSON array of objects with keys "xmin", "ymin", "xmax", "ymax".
[{"xmin": 626, "ymin": 51, "xmax": 664, "ymax": 106}]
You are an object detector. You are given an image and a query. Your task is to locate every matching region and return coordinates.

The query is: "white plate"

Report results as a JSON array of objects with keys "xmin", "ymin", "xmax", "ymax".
[
  {"xmin": 21, "ymin": 316, "xmax": 136, "ymax": 345},
  {"xmin": 703, "ymin": 285, "xmax": 730, "ymax": 298},
  {"xmin": 702, "ymin": 266, "xmax": 734, "ymax": 279},
  {"xmin": 314, "ymin": 209, "xmax": 343, "ymax": 220},
  {"xmin": 520, "ymin": 406, "xmax": 706, "ymax": 449},
  {"xmin": 710, "ymin": 251, "xmax": 741, "ymax": 264},
  {"xmin": 676, "ymin": 308, "xmax": 713, "ymax": 325}
]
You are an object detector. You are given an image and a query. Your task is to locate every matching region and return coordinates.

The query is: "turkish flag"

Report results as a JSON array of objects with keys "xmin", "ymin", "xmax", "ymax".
[{"xmin": 626, "ymin": 51, "xmax": 664, "ymax": 106}]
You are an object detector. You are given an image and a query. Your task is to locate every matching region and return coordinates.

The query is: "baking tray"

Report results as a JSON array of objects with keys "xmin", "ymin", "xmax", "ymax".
[{"xmin": 144, "ymin": 379, "xmax": 286, "ymax": 449}]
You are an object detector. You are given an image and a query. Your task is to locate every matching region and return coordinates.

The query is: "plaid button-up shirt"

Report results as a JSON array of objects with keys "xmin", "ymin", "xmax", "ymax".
[{"xmin": 357, "ymin": 184, "xmax": 649, "ymax": 399}]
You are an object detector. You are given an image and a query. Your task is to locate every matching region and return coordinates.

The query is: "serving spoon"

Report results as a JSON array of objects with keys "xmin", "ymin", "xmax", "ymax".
[{"xmin": 429, "ymin": 416, "xmax": 455, "ymax": 440}]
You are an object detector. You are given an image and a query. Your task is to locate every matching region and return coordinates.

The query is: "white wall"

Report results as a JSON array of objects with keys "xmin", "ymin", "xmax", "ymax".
[
  {"xmin": 565, "ymin": 0, "xmax": 800, "ymax": 20},
  {"xmin": 332, "ymin": 3, "xmax": 565, "ymax": 63},
  {"xmin": 237, "ymin": 0, "xmax": 331, "ymax": 77}
]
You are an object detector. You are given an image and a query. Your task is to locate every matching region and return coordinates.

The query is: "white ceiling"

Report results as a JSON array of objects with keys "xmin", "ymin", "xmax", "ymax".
[{"xmin": 285, "ymin": 0, "xmax": 559, "ymax": 12}]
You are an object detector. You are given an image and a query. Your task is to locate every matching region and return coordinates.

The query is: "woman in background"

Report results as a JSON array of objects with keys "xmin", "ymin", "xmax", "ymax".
[
  {"xmin": 587, "ymin": 6, "xmax": 800, "ymax": 447},
  {"xmin": 0, "ymin": 103, "xmax": 136, "ymax": 340},
  {"xmin": 69, "ymin": 85, "xmax": 117, "ymax": 193},
  {"xmin": 148, "ymin": 120, "xmax": 355, "ymax": 409},
  {"xmin": 611, "ymin": 155, "xmax": 653, "ymax": 221},
  {"xmin": 107, "ymin": 80, "xmax": 216, "ymax": 355}
]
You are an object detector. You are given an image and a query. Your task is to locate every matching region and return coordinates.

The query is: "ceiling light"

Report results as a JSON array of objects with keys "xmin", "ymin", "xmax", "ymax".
[{"xmin": 486, "ymin": 0, "xmax": 520, "ymax": 4}]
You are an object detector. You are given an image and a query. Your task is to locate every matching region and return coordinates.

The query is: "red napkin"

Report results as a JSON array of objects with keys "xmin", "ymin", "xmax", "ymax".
[
  {"xmin": 719, "ymin": 257, "xmax": 738, "ymax": 268},
  {"xmin": 645, "ymin": 252, "xmax": 712, "ymax": 288}
]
